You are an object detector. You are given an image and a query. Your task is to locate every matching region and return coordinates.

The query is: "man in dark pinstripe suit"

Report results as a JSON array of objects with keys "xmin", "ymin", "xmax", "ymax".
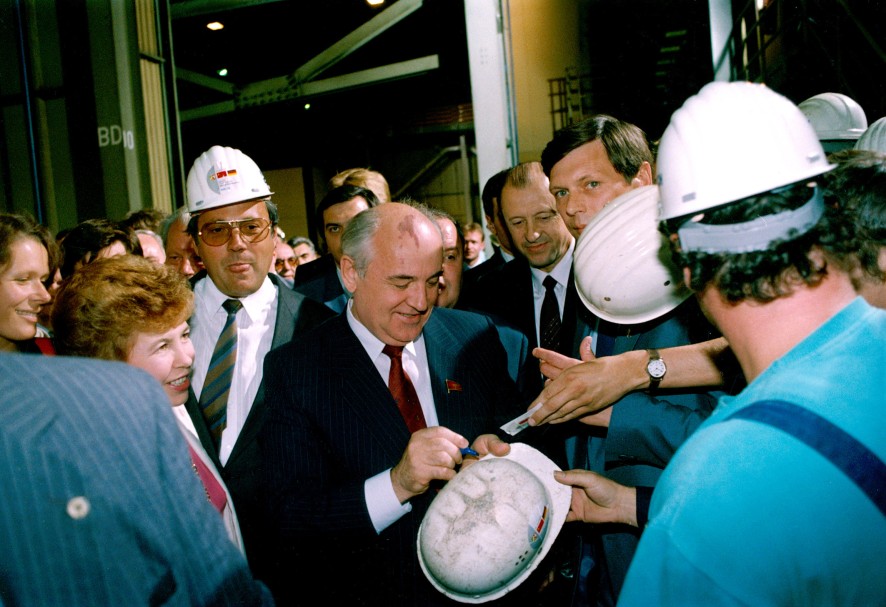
[{"xmin": 258, "ymin": 203, "xmax": 543, "ymax": 606}]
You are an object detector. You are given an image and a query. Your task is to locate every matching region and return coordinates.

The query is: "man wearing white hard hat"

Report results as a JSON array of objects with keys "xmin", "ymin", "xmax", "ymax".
[
  {"xmin": 581, "ymin": 82, "xmax": 886, "ymax": 605},
  {"xmin": 181, "ymin": 145, "xmax": 334, "ymax": 578}
]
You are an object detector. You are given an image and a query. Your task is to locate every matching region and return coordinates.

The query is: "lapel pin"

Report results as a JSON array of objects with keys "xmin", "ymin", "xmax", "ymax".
[{"xmin": 446, "ymin": 379, "xmax": 463, "ymax": 393}]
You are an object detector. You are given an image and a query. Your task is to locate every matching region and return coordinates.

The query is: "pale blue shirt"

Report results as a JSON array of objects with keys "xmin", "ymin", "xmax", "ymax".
[
  {"xmin": 346, "ymin": 300, "xmax": 439, "ymax": 534},
  {"xmin": 190, "ymin": 276, "xmax": 278, "ymax": 466}
]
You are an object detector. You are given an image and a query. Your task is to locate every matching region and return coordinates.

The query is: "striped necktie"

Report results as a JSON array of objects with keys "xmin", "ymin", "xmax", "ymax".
[{"xmin": 200, "ymin": 299, "xmax": 242, "ymax": 448}]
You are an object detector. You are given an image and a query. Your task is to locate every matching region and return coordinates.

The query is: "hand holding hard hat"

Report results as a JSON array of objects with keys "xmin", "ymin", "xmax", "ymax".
[{"xmin": 418, "ymin": 443, "xmax": 570, "ymax": 603}]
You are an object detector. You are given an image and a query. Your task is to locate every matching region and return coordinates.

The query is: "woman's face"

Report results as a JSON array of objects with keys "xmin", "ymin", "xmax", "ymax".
[
  {"xmin": 126, "ymin": 321, "xmax": 194, "ymax": 406},
  {"xmin": 0, "ymin": 237, "xmax": 50, "ymax": 351}
]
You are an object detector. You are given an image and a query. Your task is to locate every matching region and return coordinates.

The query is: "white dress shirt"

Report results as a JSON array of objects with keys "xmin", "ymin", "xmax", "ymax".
[
  {"xmin": 530, "ymin": 238, "xmax": 575, "ymax": 346},
  {"xmin": 346, "ymin": 300, "xmax": 438, "ymax": 534},
  {"xmin": 190, "ymin": 276, "xmax": 278, "ymax": 466}
]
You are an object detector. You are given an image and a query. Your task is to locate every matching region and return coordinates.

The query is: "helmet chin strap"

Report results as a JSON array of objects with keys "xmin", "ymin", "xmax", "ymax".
[{"xmin": 676, "ymin": 186, "xmax": 826, "ymax": 254}]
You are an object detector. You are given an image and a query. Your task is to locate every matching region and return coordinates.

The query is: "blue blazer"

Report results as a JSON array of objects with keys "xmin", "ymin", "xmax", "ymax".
[
  {"xmin": 257, "ymin": 308, "xmax": 536, "ymax": 605},
  {"xmin": 291, "ymin": 253, "xmax": 349, "ymax": 313},
  {"xmin": 0, "ymin": 354, "xmax": 270, "ymax": 606}
]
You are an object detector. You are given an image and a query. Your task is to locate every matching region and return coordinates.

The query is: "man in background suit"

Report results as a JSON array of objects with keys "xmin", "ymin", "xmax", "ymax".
[
  {"xmin": 181, "ymin": 145, "xmax": 333, "ymax": 576},
  {"xmin": 469, "ymin": 161, "xmax": 591, "ymax": 398},
  {"xmin": 0, "ymin": 354, "xmax": 271, "ymax": 606},
  {"xmin": 461, "ymin": 168, "xmax": 517, "ymax": 301},
  {"xmin": 292, "ymin": 184, "xmax": 380, "ymax": 313},
  {"xmin": 259, "ymin": 202, "xmax": 531, "ymax": 605}
]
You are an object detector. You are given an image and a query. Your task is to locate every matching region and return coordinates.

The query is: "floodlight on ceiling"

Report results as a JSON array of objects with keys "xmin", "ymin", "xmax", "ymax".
[
  {"xmin": 366, "ymin": 0, "xmax": 385, "ymax": 6},
  {"xmin": 217, "ymin": 68, "xmax": 228, "ymax": 77},
  {"xmin": 207, "ymin": 21, "xmax": 224, "ymax": 31}
]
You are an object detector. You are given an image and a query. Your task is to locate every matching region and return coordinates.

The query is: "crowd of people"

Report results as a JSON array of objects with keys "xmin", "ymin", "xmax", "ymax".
[{"xmin": 2, "ymin": 82, "xmax": 885, "ymax": 606}]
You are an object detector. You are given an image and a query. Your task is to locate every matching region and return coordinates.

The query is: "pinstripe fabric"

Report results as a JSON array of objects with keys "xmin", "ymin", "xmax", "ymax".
[
  {"xmin": 0, "ymin": 353, "xmax": 270, "ymax": 606},
  {"xmin": 258, "ymin": 309, "xmax": 533, "ymax": 606},
  {"xmin": 200, "ymin": 298, "xmax": 242, "ymax": 446}
]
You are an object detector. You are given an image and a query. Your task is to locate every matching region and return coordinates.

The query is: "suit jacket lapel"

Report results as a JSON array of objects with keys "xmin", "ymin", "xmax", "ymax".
[
  {"xmin": 327, "ymin": 316, "xmax": 412, "ymax": 462},
  {"xmin": 229, "ymin": 277, "xmax": 293, "ymax": 467},
  {"xmin": 423, "ymin": 314, "xmax": 459, "ymax": 428}
]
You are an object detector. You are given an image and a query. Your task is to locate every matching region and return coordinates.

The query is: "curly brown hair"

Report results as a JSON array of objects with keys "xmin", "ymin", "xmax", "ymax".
[{"xmin": 52, "ymin": 254, "xmax": 193, "ymax": 361}]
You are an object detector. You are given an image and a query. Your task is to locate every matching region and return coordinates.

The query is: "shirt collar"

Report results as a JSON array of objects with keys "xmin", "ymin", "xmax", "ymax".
[
  {"xmin": 346, "ymin": 298, "xmax": 422, "ymax": 360},
  {"xmin": 530, "ymin": 238, "xmax": 575, "ymax": 294},
  {"xmin": 199, "ymin": 274, "xmax": 276, "ymax": 321}
]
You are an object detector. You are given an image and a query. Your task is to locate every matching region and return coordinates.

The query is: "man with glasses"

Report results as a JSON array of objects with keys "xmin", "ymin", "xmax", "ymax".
[{"xmin": 182, "ymin": 145, "xmax": 334, "ymax": 580}]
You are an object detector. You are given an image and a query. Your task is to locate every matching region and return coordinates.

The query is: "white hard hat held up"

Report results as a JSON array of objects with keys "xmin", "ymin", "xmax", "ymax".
[
  {"xmin": 417, "ymin": 443, "xmax": 570, "ymax": 604},
  {"xmin": 573, "ymin": 185, "xmax": 691, "ymax": 324},
  {"xmin": 658, "ymin": 81, "xmax": 834, "ymax": 223},
  {"xmin": 798, "ymin": 92, "xmax": 868, "ymax": 142},
  {"xmin": 855, "ymin": 116, "xmax": 886, "ymax": 154},
  {"xmin": 186, "ymin": 145, "xmax": 273, "ymax": 213}
]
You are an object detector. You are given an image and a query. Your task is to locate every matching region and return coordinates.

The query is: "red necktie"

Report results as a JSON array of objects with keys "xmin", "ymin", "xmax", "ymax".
[
  {"xmin": 186, "ymin": 444, "xmax": 228, "ymax": 513},
  {"xmin": 382, "ymin": 344, "xmax": 427, "ymax": 434}
]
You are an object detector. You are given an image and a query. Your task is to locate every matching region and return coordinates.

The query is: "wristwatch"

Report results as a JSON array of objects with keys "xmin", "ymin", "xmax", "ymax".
[{"xmin": 646, "ymin": 349, "xmax": 666, "ymax": 392}]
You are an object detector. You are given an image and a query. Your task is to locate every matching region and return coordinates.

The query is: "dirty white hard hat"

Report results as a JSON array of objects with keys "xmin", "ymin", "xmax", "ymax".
[
  {"xmin": 573, "ymin": 185, "xmax": 691, "ymax": 324},
  {"xmin": 417, "ymin": 443, "xmax": 570, "ymax": 604},
  {"xmin": 186, "ymin": 145, "xmax": 273, "ymax": 213}
]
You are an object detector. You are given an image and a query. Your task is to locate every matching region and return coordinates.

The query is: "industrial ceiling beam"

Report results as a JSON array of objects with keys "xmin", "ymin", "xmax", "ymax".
[
  {"xmin": 170, "ymin": 0, "xmax": 289, "ymax": 20},
  {"xmin": 181, "ymin": 54, "xmax": 439, "ymax": 121},
  {"xmin": 293, "ymin": 0, "xmax": 423, "ymax": 84},
  {"xmin": 176, "ymin": 67, "xmax": 236, "ymax": 94}
]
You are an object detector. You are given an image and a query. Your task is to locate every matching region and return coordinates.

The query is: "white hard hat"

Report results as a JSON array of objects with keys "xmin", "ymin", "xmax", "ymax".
[
  {"xmin": 855, "ymin": 117, "xmax": 886, "ymax": 154},
  {"xmin": 798, "ymin": 92, "xmax": 867, "ymax": 141},
  {"xmin": 186, "ymin": 145, "xmax": 273, "ymax": 213},
  {"xmin": 573, "ymin": 185, "xmax": 691, "ymax": 324},
  {"xmin": 417, "ymin": 443, "xmax": 570, "ymax": 604},
  {"xmin": 658, "ymin": 81, "xmax": 834, "ymax": 222}
]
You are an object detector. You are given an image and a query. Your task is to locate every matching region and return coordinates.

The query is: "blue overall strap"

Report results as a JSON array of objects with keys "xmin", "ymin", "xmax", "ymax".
[{"xmin": 726, "ymin": 400, "xmax": 886, "ymax": 517}]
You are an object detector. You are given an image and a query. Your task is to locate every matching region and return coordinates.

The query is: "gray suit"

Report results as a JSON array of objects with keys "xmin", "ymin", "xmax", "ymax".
[{"xmin": 0, "ymin": 353, "xmax": 270, "ymax": 605}]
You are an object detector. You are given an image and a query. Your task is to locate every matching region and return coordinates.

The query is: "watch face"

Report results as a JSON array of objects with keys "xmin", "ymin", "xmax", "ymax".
[{"xmin": 647, "ymin": 359, "xmax": 667, "ymax": 379}]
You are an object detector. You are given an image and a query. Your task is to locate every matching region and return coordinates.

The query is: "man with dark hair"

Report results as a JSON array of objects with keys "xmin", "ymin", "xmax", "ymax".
[
  {"xmin": 523, "ymin": 115, "xmax": 723, "ymax": 606},
  {"xmin": 460, "ymin": 169, "xmax": 516, "ymax": 304},
  {"xmin": 292, "ymin": 184, "xmax": 380, "ymax": 312},
  {"xmin": 541, "ymin": 114, "xmax": 653, "ymax": 237},
  {"xmin": 562, "ymin": 82, "xmax": 886, "ymax": 606}
]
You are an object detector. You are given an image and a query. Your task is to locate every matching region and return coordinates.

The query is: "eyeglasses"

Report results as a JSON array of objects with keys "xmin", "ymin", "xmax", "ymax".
[{"xmin": 198, "ymin": 218, "xmax": 272, "ymax": 247}]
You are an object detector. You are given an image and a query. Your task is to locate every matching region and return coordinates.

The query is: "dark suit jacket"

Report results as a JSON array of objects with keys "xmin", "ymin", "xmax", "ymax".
[
  {"xmin": 184, "ymin": 273, "xmax": 334, "ymax": 573},
  {"xmin": 468, "ymin": 257, "xmax": 725, "ymax": 604},
  {"xmin": 0, "ymin": 354, "xmax": 271, "ymax": 605},
  {"xmin": 291, "ymin": 253, "xmax": 349, "ymax": 313},
  {"xmin": 468, "ymin": 256, "xmax": 594, "ymax": 397},
  {"xmin": 460, "ymin": 247, "xmax": 508, "ymax": 306},
  {"xmin": 258, "ymin": 309, "xmax": 537, "ymax": 606}
]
